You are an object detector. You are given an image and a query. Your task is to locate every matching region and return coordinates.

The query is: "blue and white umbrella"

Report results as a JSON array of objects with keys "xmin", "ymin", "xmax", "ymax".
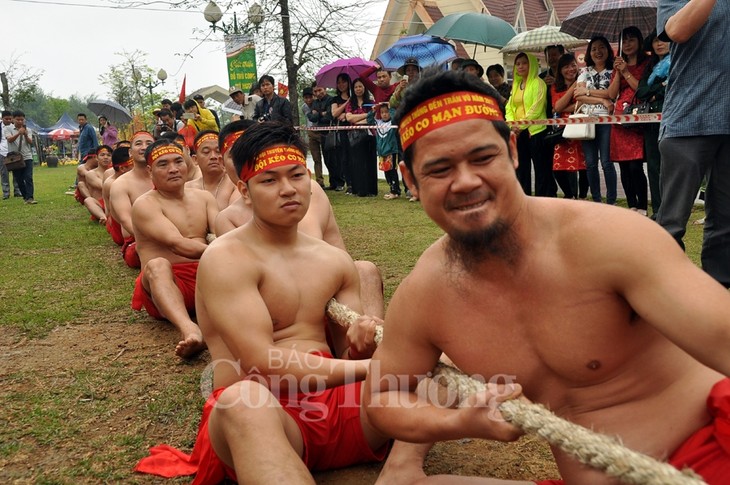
[{"xmin": 376, "ymin": 35, "xmax": 457, "ymax": 72}]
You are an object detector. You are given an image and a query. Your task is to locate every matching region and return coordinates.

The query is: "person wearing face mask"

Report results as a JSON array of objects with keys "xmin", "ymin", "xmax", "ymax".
[{"xmin": 635, "ymin": 30, "xmax": 671, "ymax": 218}]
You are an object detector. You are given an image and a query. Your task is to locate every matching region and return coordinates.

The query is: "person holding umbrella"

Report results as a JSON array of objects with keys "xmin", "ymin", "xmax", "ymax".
[
  {"xmin": 460, "ymin": 59, "xmax": 484, "ymax": 79},
  {"xmin": 574, "ymin": 36, "xmax": 617, "ymax": 205},
  {"xmin": 607, "ymin": 26, "xmax": 650, "ymax": 216},
  {"xmin": 98, "ymin": 116, "xmax": 118, "ymax": 147}
]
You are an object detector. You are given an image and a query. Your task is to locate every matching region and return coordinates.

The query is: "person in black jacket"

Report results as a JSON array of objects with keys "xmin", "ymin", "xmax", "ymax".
[
  {"xmin": 306, "ymin": 82, "xmax": 344, "ymax": 190},
  {"xmin": 253, "ymin": 75, "xmax": 293, "ymax": 124}
]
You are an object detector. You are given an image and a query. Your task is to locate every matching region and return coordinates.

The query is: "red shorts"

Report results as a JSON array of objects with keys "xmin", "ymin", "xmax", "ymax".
[
  {"xmin": 131, "ymin": 262, "xmax": 198, "ymax": 320},
  {"xmin": 536, "ymin": 378, "xmax": 730, "ymax": 484},
  {"xmin": 134, "ymin": 354, "xmax": 387, "ymax": 483},
  {"xmin": 74, "ymin": 186, "xmax": 84, "ymax": 205},
  {"xmin": 106, "ymin": 216, "xmax": 124, "ymax": 246},
  {"xmin": 121, "ymin": 236, "xmax": 141, "ymax": 268},
  {"xmin": 90, "ymin": 198, "xmax": 105, "ymax": 221}
]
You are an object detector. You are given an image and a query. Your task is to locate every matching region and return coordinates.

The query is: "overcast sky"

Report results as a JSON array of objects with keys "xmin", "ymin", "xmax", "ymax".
[{"xmin": 1, "ymin": 0, "xmax": 389, "ymax": 100}]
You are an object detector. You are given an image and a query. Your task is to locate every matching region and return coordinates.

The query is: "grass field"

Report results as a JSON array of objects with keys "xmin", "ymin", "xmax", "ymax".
[{"xmin": 0, "ymin": 164, "xmax": 707, "ymax": 483}]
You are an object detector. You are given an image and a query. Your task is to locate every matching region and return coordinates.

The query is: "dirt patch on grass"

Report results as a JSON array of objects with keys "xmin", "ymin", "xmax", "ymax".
[{"xmin": 0, "ymin": 316, "xmax": 559, "ymax": 483}]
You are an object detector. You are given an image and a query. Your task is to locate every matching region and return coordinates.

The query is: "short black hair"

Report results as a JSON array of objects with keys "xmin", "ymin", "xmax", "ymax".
[
  {"xmin": 394, "ymin": 68, "xmax": 511, "ymax": 178},
  {"xmin": 248, "ymin": 83, "xmax": 261, "ymax": 94},
  {"xmin": 218, "ymin": 119, "xmax": 257, "ymax": 152},
  {"xmin": 451, "ymin": 58, "xmax": 465, "ymax": 69},
  {"xmin": 193, "ymin": 94, "xmax": 204, "ymax": 101},
  {"xmin": 183, "ymin": 99, "xmax": 197, "ymax": 110},
  {"xmin": 12, "ymin": 110, "xmax": 25, "ymax": 118},
  {"xmin": 77, "ymin": 113, "xmax": 87, "ymax": 118},
  {"xmin": 111, "ymin": 146, "xmax": 131, "ymax": 170},
  {"xmin": 258, "ymin": 75, "xmax": 275, "ymax": 86},
  {"xmin": 486, "ymin": 64, "xmax": 505, "ymax": 77},
  {"xmin": 158, "ymin": 108, "xmax": 173, "ymax": 118},
  {"xmin": 544, "ymin": 45, "xmax": 566, "ymax": 57},
  {"xmin": 1, "ymin": 110, "xmax": 11, "ymax": 117},
  {"xmin": 161, "ymin": 99, "xmax": 173, "ymax": 105},
  {"xmin": 230, "ymin": 122, "xmax": 307, "ymax": 182}
]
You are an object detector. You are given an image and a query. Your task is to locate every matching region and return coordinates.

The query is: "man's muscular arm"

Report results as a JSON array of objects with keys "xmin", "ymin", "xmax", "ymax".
[
  {"xmin": 663, "ymin": 0, "xmax": 716, "ymax": 44},
  {"xmin": 132, "ymin": 196, "xmax": 209, "ymax": 259},
  {"xmin": 198, "ymin": 243, "xmax": 369, "ymax": 392},
  {"xmin": 364, "ymin": 270, "xmax": 523, "ymax": 443},
  {"xmin": 606, "ymin": 215, "xmax": 730, "ymax": 377},
  {"xmin": 109, "ymin": 181, "xmax": 134, "ymax": 236}
]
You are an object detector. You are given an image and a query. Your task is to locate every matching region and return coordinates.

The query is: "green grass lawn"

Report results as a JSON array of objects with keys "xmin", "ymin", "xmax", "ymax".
[{"xmin": 0, "ymin": 163, "xmax": 708, "ymax": 483}]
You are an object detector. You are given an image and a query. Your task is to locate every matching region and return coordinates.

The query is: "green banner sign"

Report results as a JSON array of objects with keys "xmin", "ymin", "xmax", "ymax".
[{"xmin": 225, "ymin": 34, "xmax": 258, "ymax": 92}]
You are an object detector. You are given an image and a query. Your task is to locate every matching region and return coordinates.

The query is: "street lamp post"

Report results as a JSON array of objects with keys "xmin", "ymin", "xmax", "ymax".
[{"xmin": 203, "ymin": 0, "xmax": 263, "ymax": 35}]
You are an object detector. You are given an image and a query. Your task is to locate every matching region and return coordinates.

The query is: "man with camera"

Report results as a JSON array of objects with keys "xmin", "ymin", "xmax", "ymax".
[
  {"xmin": 4, "ymin": 110, "xmax": 36, "ymax": 204},
  {"xmin": 253, "ymin": 75, "xmax": 292, "ymax": 124},
  {"xmin": 153, "ymin": 109, "xmax": 185, "ymax": 138}
]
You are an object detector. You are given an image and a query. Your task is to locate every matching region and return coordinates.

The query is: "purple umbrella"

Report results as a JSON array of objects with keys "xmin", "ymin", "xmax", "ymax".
[
  {"xmin": 560, "ymin": 0, "xmax": 658, "ymax": 43},
  {"xmin": 315, "ymin": 57, "xmax": 379, "ymax": 89}
]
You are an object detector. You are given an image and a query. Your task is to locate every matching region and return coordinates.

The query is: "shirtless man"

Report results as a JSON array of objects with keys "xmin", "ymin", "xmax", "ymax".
[
  {"xmin": 185, "ymin": 130, "xmax": 238, "ymax": 210},
  {"xmin": 109, "ymin": 132, "xmax": 154, "ymax": 268},
  {"xmin": 74, "ymin": 149, "xmax": 97, "ymax": 205},
  {"xmin": 135, "ymin": 122, "xmax": 388, "ymax": 483},
  {"xmin": 364, "ymin": 70, "xmax": 730, "ymax": 484},
  {"xmin": 102, "ymin": 140, "xmax": 131, "ymax": 183},
  {"xmin": 83, "ymin": 144, "xmax": 112, "ymax": 224},
  {"xmin": 131, "ymin": 139, "xmax": 218, "ymax": 358},
  {"xmin": 103, "ymin": 146, "xmax": 134, "ymax": 246},
  {"xmin": 215, "ymin": 120, "xmax": 385, "ymax": 318}
]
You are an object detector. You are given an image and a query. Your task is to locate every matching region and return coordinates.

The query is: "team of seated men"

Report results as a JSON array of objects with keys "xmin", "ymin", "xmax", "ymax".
[{"xmin": 71, "ymin": 70, "xmax": 729, "ymax": 484}]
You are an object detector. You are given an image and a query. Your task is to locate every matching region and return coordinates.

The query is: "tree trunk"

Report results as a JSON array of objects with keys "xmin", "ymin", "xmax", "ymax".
[
  {"xmin": 0, "ymin": 72, "xmax": 9, "ymax": 110},
  {"xmin": 279, "ymin": 0, "xmax": 300, "ymax": 126}
]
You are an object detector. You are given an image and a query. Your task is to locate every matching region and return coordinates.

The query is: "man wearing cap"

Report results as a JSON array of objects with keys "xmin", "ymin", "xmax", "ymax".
[
  {"xmin": 83, "ymin": 145, "xmax": 112, "ymax": 224},
  {"xmin": 186, "ymin": 130, "xmax": 238, "ymax": 210},
  {"xmin": 131, "ymin": 139, "xmax": 218, "ymax": 359},
  {"xmin": 103, "ymin": 146, "xmax": 134, "ymax": 246},
  {"xmin": 135, "ymin": 121, "xmax": 387, "ymax": 482},
  {"xmin": 461, "ymin": 59, "xmax": 485, "ymax": 79},
  {"xmin": 389, "ymin": 57, "xmax": 421, "ymax": 109},
  {"xmin": 365, "ymin": 69, "xmax": 730, "ymax": 484},
  {"xmin": 109, "ymin": 131, "xmax": 155, "ymax": 268}
]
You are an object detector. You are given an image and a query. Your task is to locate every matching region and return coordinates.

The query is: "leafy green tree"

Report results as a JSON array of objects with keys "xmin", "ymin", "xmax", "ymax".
[{"xmin": 0, "ymin": 53, "xmax": 43, "ymax": 111}]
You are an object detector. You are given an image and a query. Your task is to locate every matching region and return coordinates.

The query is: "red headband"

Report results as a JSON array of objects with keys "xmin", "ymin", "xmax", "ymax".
[
  {"xmin": 115, "ymin": 158, "xmax": 134, "ymax": 170},
  {"xmin": 221, "ymin": 131, "xmax": 244, "ymax": 157},
  {"xmin": 147, "ymin": 145, "xmax": 184, "ymax": 166},
  {"xmin": 131, "ymin": 131, "xmax": 153, "ymax": 144},
  {"xmin": 194, "ymin": 132, "xmax": 219, "ymax": 152},
  {"xmin": 240, "ymin": 146, "xmax": 307, "ymax": 183},
  {"xmin": 399, "ymin": 91, "xmax": 503, "ymax": 150}
]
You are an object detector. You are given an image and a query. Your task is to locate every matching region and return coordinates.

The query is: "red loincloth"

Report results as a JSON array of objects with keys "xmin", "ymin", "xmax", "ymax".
[
  {"xmin": 106, "ymin": 216, "xmax": 124, "ymax": 246},
  {"xmin": 74, "ymin": 187, "xmax": 84, "ymax": 205},
  {"xmin": 131, "ymin": 262, "xmax": 198, "ymax": 320},
  {"xmin": 134, "ymin": 352, "xmax": 388, "ymax": 483},
  {"xmin": 121, "ymin": 236, "xmax": 141, "ymax": 269},
  {"xmin": 90, "ymin": 198, "xmax": 105, "ymax": 222},
  {"xmin": 535, "ymin": 378, "xmax": 730, "ymax": 484}
]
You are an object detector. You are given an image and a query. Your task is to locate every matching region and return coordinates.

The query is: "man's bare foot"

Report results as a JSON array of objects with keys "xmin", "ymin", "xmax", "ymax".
[
  {"xmin": 175, "ymin": 331, "xmax": 207, "ymax": 358},
  {"xmin": 99, "ymin": 217, "xmax": 107, "ymax": 225},
  {"xmin": 375, "ymin": 441, "xmax": 430, "ymax": 485}
]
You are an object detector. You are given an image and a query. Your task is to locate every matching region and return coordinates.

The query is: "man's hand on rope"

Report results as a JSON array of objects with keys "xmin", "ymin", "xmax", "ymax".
[
  {"xmin": 345, "ymin": 314, "xmax": 382, "ymax": 360},
  {"xmin": 457, "ymin": 383, "xmax": 526, "ymax": 442}
]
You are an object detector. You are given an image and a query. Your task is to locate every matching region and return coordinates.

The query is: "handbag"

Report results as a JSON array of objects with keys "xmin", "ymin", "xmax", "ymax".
[
  {"xmin": 543, "ymin": 124, "xmax": 565, "ymax": 145},
  {"xmin": 347, "ymin": 127, "xmax": 368, "ymax": 146},
  {"xmin": 4, "ymin": 136, "xmax": 26, "ymax": 171},
  {"xmin": 622, "ymin": 96, "xmax": 652, "ymax": 129},
  {"xmin": 563, "ymin": 105, "xmax": 595, "ymax": 141},
  {"xmin": 324, "ymin": 129, "xmax": 339, "ymax": 151}
]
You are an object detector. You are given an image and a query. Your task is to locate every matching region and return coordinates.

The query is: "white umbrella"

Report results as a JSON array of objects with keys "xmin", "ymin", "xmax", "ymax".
[{"xmin": 500, "ymin": 26, "xmax": 589, "ymax": 54}]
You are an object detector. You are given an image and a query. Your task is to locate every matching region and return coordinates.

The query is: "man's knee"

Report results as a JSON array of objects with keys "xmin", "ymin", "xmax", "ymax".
[
  {"xmin": 144, "ymin": 258, "xmax": 174, "ymax": 284},
  {"xmin": 215, "ymin": 380, "xmax": 276, "ymax": 424},
  {"xmin": 355, "ymin": 260, "xmax": 382, "ymax": 288}
]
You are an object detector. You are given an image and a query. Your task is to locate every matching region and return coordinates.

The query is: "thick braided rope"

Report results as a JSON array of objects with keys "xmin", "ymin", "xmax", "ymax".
[{"xmin": 326, "ymin": 299, "xmax": 706, "ymax": 485}]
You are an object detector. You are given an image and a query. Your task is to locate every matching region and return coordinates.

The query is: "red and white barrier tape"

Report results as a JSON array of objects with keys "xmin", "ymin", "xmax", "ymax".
[{"xmin": 298, "ymin": 112, "xmax": 662, "ymax": 131}]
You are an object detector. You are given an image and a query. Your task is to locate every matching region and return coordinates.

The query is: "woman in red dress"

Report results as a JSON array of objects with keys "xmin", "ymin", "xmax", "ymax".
[
  {"xmin": 608, "ymin": 26, "xmax": 650, "ymax": 215},
  {"xmin": 551, "ymin": 53, "xmax": 587, "ymax": 199}
]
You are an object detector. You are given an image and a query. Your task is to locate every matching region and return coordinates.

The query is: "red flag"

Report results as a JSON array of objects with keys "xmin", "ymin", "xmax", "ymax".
[
  {"xmin": 278, "ymin": 82, "xmax": 289, "ymax": 99},
  {"xmin": 178, "ymin": 75, "xmax": 187, "ymax": 103}
]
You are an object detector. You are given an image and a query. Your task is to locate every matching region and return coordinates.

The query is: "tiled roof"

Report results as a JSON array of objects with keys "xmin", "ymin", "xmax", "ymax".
[
  {"xmin": 482, "ymin": 0, "xmax": 518, "ymax": 24},
  {"xmin": 423, "ymin": 4, "xmax": 443, "ymax": 23},
  {"xmin": 548, "ymin": 0, "xmax": 585, "ymax": 22}
]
